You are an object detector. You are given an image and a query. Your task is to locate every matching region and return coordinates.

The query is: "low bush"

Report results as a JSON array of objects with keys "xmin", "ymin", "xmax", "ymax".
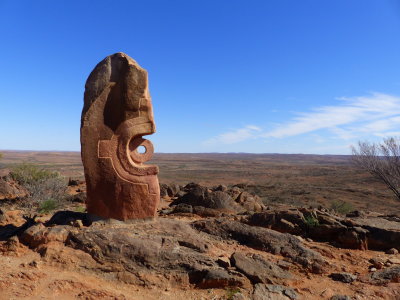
[
  {"xmin": 226, "ymin": 288, "xmax": 241, "ymax": 300},
  {"xmin": 330, "ymin": 200, "xmax": 354, "ymax": 215},
  {"xmin": 74, "ymin": 205, "xmax": 86, "ymax": 213},
  {"xmin": 304, "ymin": 215, "xmax": 319, "ymax": 227},
  {"xmin": 38, "ymin": 199, "xmax": 58, "ymax": 213},
  {"xmin": 10, "ymin": 163, "xmax": 67, "ymax": 212}
]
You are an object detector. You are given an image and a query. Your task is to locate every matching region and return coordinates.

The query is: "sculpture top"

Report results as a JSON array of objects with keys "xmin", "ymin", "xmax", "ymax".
[
  {"xmin": 81, "ymin": 52, "xmax": 160, "ymax": 221},
  {"xmin": 82, "ymin": 52, "xmax": 155, "ymax": 136}
]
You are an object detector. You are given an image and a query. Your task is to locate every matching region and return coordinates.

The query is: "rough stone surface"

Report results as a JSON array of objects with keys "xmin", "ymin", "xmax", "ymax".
[
  {"xmin": 386, "ymin": 248, "xmax": 399, "ymax": 255},
  {"xmin": 0, "ymin": 173, "xmax": 27, "ymax": 201},
  {"xmin": 230, "ymin": 252, "xmax": 291, "ymax": 284},
  {"xmin": 66, "ymin": 218, "xmax": 251, "ymax": 289},
  {"xmin": 172, "ymin": 183, "xmax": 265, "ymax": 213},
  {"xmin": 81, "ymin": 52, "xmax": 160, "ymax": 221},
  {"xmin": 369, "ymin": 266, "xmax": 400, "ymax": 283},
  {"xmin": 192, "ymin": 218, "xmax": 326, "ymax": 273},
  {"xmin": 247, "ymin": 207, "xmax": 400, "ymax": 251},
  {"xmin": 252, "ymin": 283, "xmax": 298, "ymax": 300},
  {"xmin": 330, "ymin": 296, "xmax": 351, "ymax": 300},
  {"xmin": 329, "ymin": 272, "xmax": 357, "ymax": 283}
]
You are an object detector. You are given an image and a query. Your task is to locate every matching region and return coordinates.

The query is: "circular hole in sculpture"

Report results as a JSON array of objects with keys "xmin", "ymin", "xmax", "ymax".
[{"xmin": 137, "ymin": 145, "xmax": 147, "ymax": 154}]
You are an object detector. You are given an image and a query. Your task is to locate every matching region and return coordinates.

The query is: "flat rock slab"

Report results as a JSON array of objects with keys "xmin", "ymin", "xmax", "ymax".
[
  {"xmin": 65, "ymin": 218, "xmax": 251, "ymax": 289},
  {"xmin": 231, "ymin": 252, "xmax": 291, "ymax": 284},
  {"xmin": 192, "ymin": 218, "xmax": 326, "ymax": 273},
  {"xmin": 252, "ymin": 283, "xmax": 298, "ymax": 300}
]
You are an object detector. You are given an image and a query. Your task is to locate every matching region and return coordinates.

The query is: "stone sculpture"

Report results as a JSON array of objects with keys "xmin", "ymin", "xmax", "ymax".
[{"xmin": 81, "ymin": 52, "xmax": 160, "ymax": 220}]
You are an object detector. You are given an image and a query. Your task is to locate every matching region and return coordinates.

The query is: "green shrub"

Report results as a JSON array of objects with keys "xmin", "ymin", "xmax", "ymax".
[
  {"xmin": 226, "ymin": 288, "xmax": 241, "ymax": 300},
  {"xmin": 304, "ymin": 215, "xmax": 319, "ymax": 227},
  {"xmin": 38, "ymin": 199, "xmax": 58, "ymax": 213},
  {"xmin": 10, "ymin": 163, "xmax": 66, "ymax": 212},
  {"xmin": 75, "ymin": 206, "xmax": 86, "ymax": 213},
  {"xmin": 10, "ymin": 163, "xmax": 59, "ymax": 185},
  {"xmin": 330, "ymin": 200, "xmax": 354, "ymax": 215}
]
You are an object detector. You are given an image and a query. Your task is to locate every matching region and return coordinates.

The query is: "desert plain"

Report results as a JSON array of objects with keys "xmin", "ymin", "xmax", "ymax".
[{"xmin": 0, "ymin": 151, "xmax": 400, "ymax": 300}]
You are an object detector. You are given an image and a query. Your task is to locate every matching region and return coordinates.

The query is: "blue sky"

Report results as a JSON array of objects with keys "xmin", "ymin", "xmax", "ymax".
[{"xmin": 1, "ymin": 0, "xmax": 400, "ymax": 154}]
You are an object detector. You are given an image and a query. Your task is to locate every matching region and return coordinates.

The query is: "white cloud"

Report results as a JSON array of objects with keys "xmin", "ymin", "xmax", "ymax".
[
  {"xmin": 204, "ymin": 93, "xmax": 400, "ymax": 147},
  {"xmin": 204, "ymin": 125, "xmax": 261, "ymax": 145},
  {"xmin": 262, "ymin": 93, "xmax": 400, "ymax": 139}
]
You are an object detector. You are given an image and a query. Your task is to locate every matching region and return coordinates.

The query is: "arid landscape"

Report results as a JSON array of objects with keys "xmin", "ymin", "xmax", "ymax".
[
  {"xmin": 2, "ymin": 1, "xmax": 400, "ymax": 299},
  {"xmin": 1, "ymin": 151, "xmax": 399, "ymax": 214},
  {"xmin": 1, "ymin": 151, "xmax": 400, "ymax": 299}
]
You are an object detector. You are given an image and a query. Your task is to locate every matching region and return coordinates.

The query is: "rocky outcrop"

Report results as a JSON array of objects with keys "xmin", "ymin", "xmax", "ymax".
[
  {"xmin": 170, "ymin": 183, "xmax": 265, "ymax": 214},
  {"xmin": 230, "ymin": 252, "xmax": 292, "ymax": 284},
  {"xmin": 192, "ymin": 218, "xmax": 326, "ymax": 273},
  {"xmin": 368, "ymin": 266, "xmax": 400, "ymax": 284},
  {"xmin": 65, "ymin": 218, "xmax": 251, "ymax": 289},
  {"xmin": 247, "ymin": 207, "xmax": 400, "ymax": 251},
  {"xmin": 0, "ymin": 171, "xmax": 27, "ymax": 201}
]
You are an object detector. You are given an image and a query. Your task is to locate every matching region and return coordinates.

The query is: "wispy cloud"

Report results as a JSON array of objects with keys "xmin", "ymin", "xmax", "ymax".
[
  {"xmin": 204, "ymin": 93, "xmax": 400, "ymax": 146},
  {"xmin": 204, "ymin": 125, "xmax": 261, "ymax": 144},
  {"xmin": 263, "ymin": 93, "xmax": 400, "ymax": 138}
]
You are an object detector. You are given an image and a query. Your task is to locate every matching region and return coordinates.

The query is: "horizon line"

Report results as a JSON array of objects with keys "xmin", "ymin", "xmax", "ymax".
[{"xmin": 0, "ymin": 149, "xmax": 352, "ymax": 156}]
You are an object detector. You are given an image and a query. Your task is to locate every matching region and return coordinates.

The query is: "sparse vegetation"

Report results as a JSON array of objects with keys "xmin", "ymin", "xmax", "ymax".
[
  {"xmin": 352, "ymin": 137, "xmax": 400, "ymax": 201},
  {"xmin": 10, "ymin": 162, "xmax": 67, "ymax": 211},
  {"xmin": 75, "ymin": 205, "xmax": 86, "ymax": 213},
  {"xmin": 226, "ymin": 287, "xmax": 241, "ymax": 300},
  {"xmin": 330, "ymin": 200, "xmax": 354, "ymax": 215},
  {"xmin": 38, "ymin": 198, "xmax": 58, "ymax": 213},
  {"xmin": 304, "ymin": 215, "xmax": 319, "ymax": 227}
]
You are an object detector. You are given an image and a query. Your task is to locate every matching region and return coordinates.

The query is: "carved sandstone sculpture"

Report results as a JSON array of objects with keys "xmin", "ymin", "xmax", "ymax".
[{"xmin": 81, "ymin": 52, "xmax": 160, "ymax": 220}]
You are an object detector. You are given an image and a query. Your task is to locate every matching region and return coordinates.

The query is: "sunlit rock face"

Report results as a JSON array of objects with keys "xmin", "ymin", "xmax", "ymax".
[{"xmin": 81, "ymin": 52, "xmax": 160, "ymax": 220}]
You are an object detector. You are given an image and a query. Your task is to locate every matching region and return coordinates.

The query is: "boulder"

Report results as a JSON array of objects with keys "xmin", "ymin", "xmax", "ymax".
[
  {"xmin": 173, "ymin": 183, "xmax": 264, "ymax": 213},
  {"xmin": 0, "ymin": 174, "xmax": 28, "ymax": 201},
  {"xmin": 369, "ymin": 266, "xmax": 400, "ymax": 284},
  {"xmin": 66, "ymin": 192, "xmax": 86, "ymax": 203},
  {"xmin": 167, "ymin": 183, "xmax": 181, "ymax": 197},
  {"xmin": 329, "ymin": 272, "xmax": 357, "ymax": 283},
  {"xmin": 20, "ymin": 224, "xmax": 71, "ymax": 248},
  {"xmin": 160, "ymin": 183, "xmax": 169, "ymax": 198}
]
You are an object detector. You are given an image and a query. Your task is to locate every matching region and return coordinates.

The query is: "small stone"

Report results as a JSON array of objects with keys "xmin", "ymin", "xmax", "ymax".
[
  {"xmin": 388, "ymin": 258, "xmax": 400, "ymax": 265},
  {"xmin": 173, "ymin": 203, "xmax": 193, "ymax": 214},
  {"xmin": 369, "ymin": 267, "xmax": 377, "ymax": 272},
  {"xmin": 369, "ymin": 258, "xmax": 384, "ymax": 269},
  {"xmin": 73, "ymin": 219, "xmax": 84, "ymax": 228},
  {"xmin": 253, "ymin": 284, "xmax": 297, "ymax": 300},
  {"xmin": 330, "ymin": 295, "xmax": 351, "ymax": 300},
  {"xmin": 28, "ymin": 260, "xmax": 39, "ymax": 268},
  {"xmin": 216, "ymin": 257, "xmax": 230, "ymax": 268},
  {"xmin": 329, "ymin": 272, "xmax": 357, "ymax": 283},
  {"xmin": 386, "ymin": 248, "xmax": 399, "ymax": 255}
]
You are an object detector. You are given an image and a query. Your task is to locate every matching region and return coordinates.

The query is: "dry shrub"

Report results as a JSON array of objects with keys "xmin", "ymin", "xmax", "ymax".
[
  {"xmin": 352, "ymin": 137, "xmax": 400, "ymax": 200},
  {"xmin": 10, "ymin": 163, "xmax": 67, "ymax": 212}
]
